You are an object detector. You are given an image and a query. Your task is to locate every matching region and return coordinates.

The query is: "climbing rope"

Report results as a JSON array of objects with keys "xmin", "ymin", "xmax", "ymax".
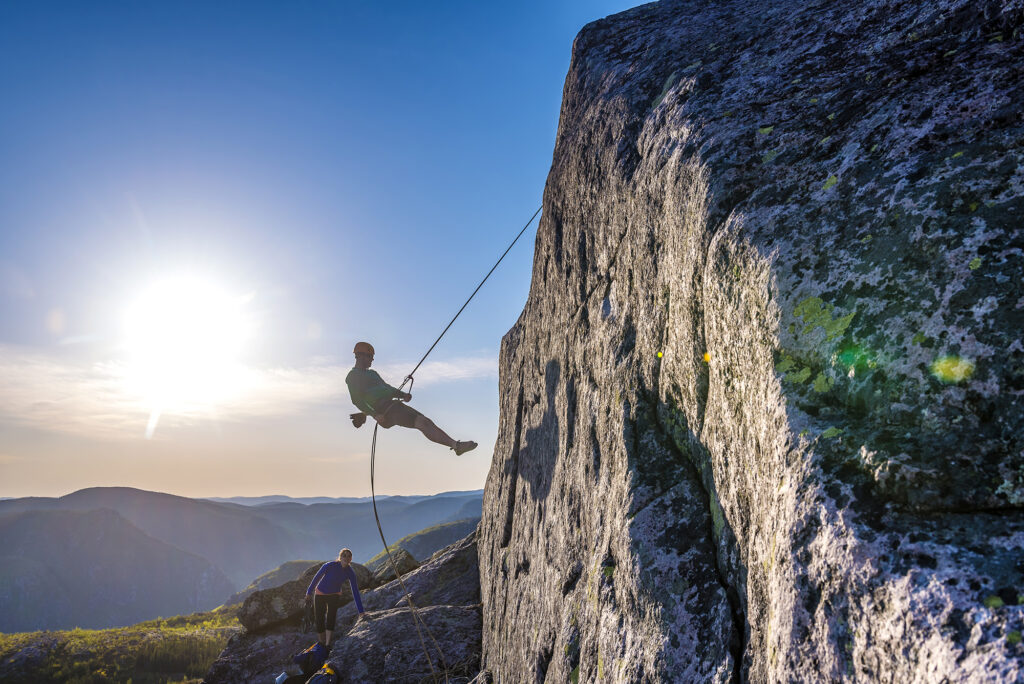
[
  {"xmin": 367, "ymin": 205, "xmax": 542, "ymax": 681},
  {"xmin": 395, "ymin": 205, "xmax": 543, "ymax": 394},
  {"xmin": 370, "ymin": 420, "xmax": 447, "ymax": 683}
]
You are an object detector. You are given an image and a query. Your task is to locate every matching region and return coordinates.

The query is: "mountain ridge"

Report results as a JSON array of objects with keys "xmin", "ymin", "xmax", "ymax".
[{"xmin": 0, "ymin": 486, "xmax": 483, "ymax": 633}]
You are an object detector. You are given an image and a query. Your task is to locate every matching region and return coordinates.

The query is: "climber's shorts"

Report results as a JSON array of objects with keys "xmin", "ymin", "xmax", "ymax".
[{"xmin": 374, "ymin": 400, "xmax": 424, "ymax": 429}]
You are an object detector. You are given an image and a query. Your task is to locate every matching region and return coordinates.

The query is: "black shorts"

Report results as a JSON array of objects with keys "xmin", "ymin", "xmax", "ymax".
[{"xmin": 374, "ymin": 400, "xmax": 423, "ymax": 429}]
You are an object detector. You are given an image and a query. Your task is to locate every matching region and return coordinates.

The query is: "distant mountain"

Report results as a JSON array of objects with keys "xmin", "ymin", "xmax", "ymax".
[
  {"xmin": 205, "ymin": 495, "xmax": 377, "ymax": 506},
  {"xmin": 245, "ymin": 494, "xmax": 485, "ymax": 563},
  {"xmin": 204, "ymin": 489, "xmax": 484, "ymax": 507},
  {"xmin": 225, "ymin": 559, "xmax": 320, "ymax": 605},
  {"xmin": 0, "ymin": 487, "xmax": 301, "ymax": 587},
  {"xmin": 0, "ymin": 509, "xmax": 234, "ymax": 632},
  {"xmin": 0, "ymin": 489, "xmax": 484, "ymax": 576},
  {"xmin": 446, "ymin": 497, "xmax": 483, "ymax": 522}
]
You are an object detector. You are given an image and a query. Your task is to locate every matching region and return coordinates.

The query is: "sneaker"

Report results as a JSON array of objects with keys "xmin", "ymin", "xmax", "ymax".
[{"xmin": 453, "ymin": 440, "xmax": 477, "ymax": 456}]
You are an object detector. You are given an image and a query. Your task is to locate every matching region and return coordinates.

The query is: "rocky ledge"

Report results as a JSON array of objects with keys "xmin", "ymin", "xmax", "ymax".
[{"xmin": 203, "ymin": 534, "xmax": 481, "ymax": 683}]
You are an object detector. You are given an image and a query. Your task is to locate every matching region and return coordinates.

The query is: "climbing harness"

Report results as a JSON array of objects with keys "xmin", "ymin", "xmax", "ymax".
[{"xmin": 368, "ymin": 205, "xmax": 542, "ymax": 682}]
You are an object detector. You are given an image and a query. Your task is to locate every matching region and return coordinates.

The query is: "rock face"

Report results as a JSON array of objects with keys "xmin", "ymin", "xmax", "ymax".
[
  {"xmin": 479, "ymin": 1, "xmax": 1024, "ymax": 682},
  {"xmin": 205, "ymin": 534, "xmax": 481, "ymax": 683},
  {"xmin": 238, "ymin": 562, "xmax": 373, "ymax": 633}
]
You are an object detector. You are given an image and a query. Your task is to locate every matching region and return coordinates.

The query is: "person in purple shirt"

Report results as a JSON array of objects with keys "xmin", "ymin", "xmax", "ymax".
[{"xmin": 304, "ymin": 547, "xmax": 366, "ymax": 648}]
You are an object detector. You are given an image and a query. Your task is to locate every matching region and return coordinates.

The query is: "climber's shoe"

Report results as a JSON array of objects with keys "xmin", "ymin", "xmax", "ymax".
[{"xmin": 453, "ymin": 440, "xmax": 477, "ymax": 456}]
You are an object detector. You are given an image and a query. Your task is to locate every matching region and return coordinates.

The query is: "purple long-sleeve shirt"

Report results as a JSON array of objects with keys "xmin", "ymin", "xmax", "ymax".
[{"xmin": 306, "ymin": 561, "xmax": 364, "ymax": 613}]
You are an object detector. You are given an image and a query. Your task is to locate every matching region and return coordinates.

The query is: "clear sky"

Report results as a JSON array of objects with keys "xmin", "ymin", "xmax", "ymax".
[{"xmin": 0, "ymin": 0, "xmax": 642, "ymax": 498}]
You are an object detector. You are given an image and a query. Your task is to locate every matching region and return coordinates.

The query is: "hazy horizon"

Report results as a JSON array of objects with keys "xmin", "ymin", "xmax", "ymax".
[{"xmin": 0, "ymin": 484, "xmax": 485, "ymax": 501}]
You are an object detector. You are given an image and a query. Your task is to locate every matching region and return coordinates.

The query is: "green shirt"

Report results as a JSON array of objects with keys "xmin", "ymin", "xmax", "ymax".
[{"xmin": 345, "ymin": 367, "xmax": 401, "ymax": 415}]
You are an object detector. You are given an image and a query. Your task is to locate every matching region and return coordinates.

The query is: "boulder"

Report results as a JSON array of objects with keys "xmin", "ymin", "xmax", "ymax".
[
  {"xmin": 367, "ymin": 547, "xmax": 420, "ymax": 586},
  {"xmin": 202, "ymin": 626, "xmax": 314, "ymax": 684},
  {"xmin": 478, "ymin": 0, "xmax": 1024, "ymax": 682},
  {"xmin": 327, "ymin": 605, "xmax": 482, "ymax": 683},
  {"xmin": 238, "ymin": 561, "xmax": 374, "ymax": 633}
]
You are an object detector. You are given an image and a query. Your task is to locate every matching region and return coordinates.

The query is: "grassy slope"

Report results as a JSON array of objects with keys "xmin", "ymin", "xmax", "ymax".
[
  {"xmin": 365, "ymin": 518, "xmax": 480, "ymax": 569},
  {"xmin": 0, "ymin": 605, "xmax": 241, "ymax": 684}
]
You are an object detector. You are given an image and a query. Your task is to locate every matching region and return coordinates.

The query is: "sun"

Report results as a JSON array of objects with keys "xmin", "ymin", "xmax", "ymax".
[{"xmin": 122, "ymin": 275, "xmax": 254, "ymax": 436}]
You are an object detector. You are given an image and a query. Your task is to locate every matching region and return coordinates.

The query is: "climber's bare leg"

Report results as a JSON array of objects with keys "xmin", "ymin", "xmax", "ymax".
[{"xmin": 413, "ymin": 415, "xmax": 456, "ymax": 448}]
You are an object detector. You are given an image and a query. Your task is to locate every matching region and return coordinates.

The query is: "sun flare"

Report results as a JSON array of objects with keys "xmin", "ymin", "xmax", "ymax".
[{"xmin": 122, "ymin": 275, "xmax": 254, "ymax": 435}]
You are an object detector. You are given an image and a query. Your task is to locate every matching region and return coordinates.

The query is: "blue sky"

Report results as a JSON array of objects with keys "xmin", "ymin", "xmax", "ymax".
[{"xmin": 0, "ymin": 0, "xmax": 642, "ymax": 497}]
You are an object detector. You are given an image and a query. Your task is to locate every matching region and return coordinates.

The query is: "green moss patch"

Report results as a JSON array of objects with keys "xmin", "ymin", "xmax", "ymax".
[
  {"xmin": 794, "ymin": 297, "xmax": 855, "ymax": 341},
  {"xmin": 984, "ymin": 595, "xmax": 1005, "ymax": 609},
  {"xmin": 812, "ymin": 372, "xmax": 835, "ymax": 393}
]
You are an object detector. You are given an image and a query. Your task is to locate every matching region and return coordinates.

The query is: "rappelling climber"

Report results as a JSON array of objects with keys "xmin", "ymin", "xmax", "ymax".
[{"xmin": 346, "ymin": 341, "xmax": 477, "ymax": 456}]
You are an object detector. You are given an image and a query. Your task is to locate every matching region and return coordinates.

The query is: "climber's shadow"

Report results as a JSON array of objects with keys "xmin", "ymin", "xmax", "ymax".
[{"xmin": 519, "ymin": 359, "xmax": 561, "ymax": 505}]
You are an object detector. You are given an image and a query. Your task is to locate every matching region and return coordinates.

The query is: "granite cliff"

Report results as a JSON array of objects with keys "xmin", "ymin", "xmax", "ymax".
[{"xmin": 478, "ymin": 0, "xmax": 1024, "ymax": 681}]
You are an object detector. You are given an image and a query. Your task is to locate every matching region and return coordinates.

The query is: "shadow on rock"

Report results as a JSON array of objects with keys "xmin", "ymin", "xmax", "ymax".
[{"xmin": 520, "ymin": 359, "xmax": 560, "ymax": 505}]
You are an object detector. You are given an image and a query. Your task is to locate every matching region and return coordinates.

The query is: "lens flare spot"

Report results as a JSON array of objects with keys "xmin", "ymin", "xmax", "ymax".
[
  {"xmin": 930, "ymin": 355, "xmax": 975, "ymax": 384},
  {"xmin": 836, "ymin": 344, "xmax": 876, "ymax": 371}
]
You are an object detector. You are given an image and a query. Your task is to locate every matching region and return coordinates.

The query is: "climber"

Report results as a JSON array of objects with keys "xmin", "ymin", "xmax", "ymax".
[
  {"xmin": 304, "ymin": 548, "xmax": 365, "ymax": 648},
  {"xmin": 346, "ymin": 341, "xmax": 477, "ymax": 456}
]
